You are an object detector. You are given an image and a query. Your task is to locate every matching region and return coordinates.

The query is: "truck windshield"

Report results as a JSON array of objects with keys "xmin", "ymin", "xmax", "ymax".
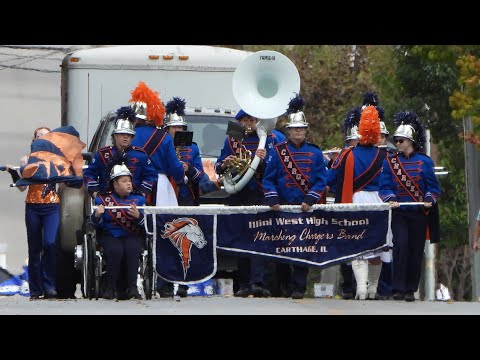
[
  {"xmin": 93, "ymin": 113, "xmax": 231, "ymax": 160},
  {"xmin": 185, "ymin": 115, "xmax": 230, "ymax": 158}
]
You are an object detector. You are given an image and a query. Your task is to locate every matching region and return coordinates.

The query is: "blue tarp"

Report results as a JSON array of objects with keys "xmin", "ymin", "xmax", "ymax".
[{"xmin": 0, "ymin": 266, "xmax": 29, "ymax": 296}]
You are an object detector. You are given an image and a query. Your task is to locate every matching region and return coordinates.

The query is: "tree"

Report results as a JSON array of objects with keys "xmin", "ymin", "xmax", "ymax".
[{"xmin": 391, "ymin": 45, "xmax": 470, "ymax": 299}]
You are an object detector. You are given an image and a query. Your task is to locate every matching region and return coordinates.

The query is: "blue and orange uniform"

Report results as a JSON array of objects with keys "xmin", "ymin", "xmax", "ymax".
[
  {"xmin": 89, "ymin": 191, "xmax": 146, "ymax": 297},
  {"xmin": 83, "ymin": 145, "xmax": 156, "ymax": 197},
  {"xmin": 132, "ymin": 124, "xmax": 185, "ymax": 203},
  {"xmin": 215, "ymin": 131, "xmax": 276, "ymax": 296},
  {"xmin": 263, "ymin": 140, "xmax": 327, "ymax": 206},
  {"xmin": 216, "ymin": 132, "xmax": 276, "ymax": 205},
  {"xmin": 327, "ymin": 144, "xmax": 386, "ymax": 202},
  {"xmin": 379, "ymin": 151, "xmax": 441, "ymax": 296},
  {"xmin": 263, "ymin": 139, "xmax": 327, "ymax": 295},
  {"xmin": 176, "ymin": 142, "xmax": 205, "ymax": 206}
]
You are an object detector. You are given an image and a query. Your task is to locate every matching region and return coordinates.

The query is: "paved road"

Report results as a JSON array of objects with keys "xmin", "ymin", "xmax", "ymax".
[{"xmin": 1, "ymin": 294, "xmax": 479, "ymax": 315}]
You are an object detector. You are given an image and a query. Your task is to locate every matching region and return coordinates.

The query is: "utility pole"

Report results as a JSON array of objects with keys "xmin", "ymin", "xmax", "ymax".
[
  {"xmin": 464, "ymin": 117, "xmax": 480, "ymax": 301},
  {"xmin": 424, "ymin": 128, "xmax": 436, "ymax": 301}
]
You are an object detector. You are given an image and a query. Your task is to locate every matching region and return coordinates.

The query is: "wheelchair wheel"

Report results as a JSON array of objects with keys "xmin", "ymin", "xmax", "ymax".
[
  {"xmin": 81, "ymin": 234, "xmax": 95, "ymax": 299},
  {"xmin": 94, "ymin": 254, "xmax": 102, "ymax": 300},
  {"xmin": 143, "ymin": 236, "xmax": 154, "ymax": 300}
]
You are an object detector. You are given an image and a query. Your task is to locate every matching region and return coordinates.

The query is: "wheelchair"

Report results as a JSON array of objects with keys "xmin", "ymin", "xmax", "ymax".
[{"xmin": 75, "ymin": 222, "xmax": 155, "ymax": 300}]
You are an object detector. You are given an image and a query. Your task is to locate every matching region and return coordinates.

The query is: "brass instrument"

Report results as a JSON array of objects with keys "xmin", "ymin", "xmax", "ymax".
[
  {"xmin": 222, "ymin": 50, "xmax": 301, "ymax": 194},
  {"xmin": 220, "ymin": 141, "xmax": 252, "ymax": 185},
  {"xmin": 323, "ymin": 147, "xmax": 342, "ymax": 155},
  {"xmin": 175, "ymin": 146, "xmax": 183, "ymax": 160}
]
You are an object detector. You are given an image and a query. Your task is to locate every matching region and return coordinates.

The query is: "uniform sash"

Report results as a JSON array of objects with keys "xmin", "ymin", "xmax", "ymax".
[
  {"xmin": 99, "ymin": 194, "xmax": 140, "ymax": 233},
  {"xmin": 387, "ymin": 154, "xmax": 440, "ymax": 243},
  {"xmin": 141, "ymin": 128, "xmax": 167, "ymax": 157},
  {"xmin": 332, "ymin": 147, "xmax": 354, "ymax": 203},
  {"xmin": 387, "ymin": 154, "xmax": 424, "ymax": 204},
  {"xmin": 98, "ymin": 147, "xmax": 114, "ymax": 165},
  {"xmin": 353, "ymin": 147, "xmax": 386, "ymax": 192},
  {"xmin": 276, "ymin": 143, "xmax": 310, "ymax": 194}
]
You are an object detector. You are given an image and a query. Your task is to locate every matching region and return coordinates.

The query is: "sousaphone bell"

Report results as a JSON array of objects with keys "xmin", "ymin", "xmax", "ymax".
[{"xmin": 222, "ymin": 50, "xmax": 301, "ymax": 194}]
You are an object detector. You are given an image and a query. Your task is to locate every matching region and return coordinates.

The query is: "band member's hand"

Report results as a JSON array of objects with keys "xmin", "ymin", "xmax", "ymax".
[
  {"xmin": 92, "ymin": 192, "xmax": 98, "ymax": 199},
  {"xmin": 423, "ymin": 201, "xmax": 432, "ymax": 208},
  {"xmin": 221, "ymin": 155, "xmax": 236, "ymax": 169},
  {"xmin": 389, "ymin": 201, "xmax": 400, "ymax": 208},
  {"xmin": 255, "ymin": 148, "xmax": 267, "ymax": 160},
  {"xmin": 301, "ymin": 202, "xmax": 311, "ymax": 212},
  {"xmin": 95, "ymin": 204, "xmax": 105, "ymax": 218},
  {"xmin": 181, "ymin": 161, "xmax": 188, "ymax": 171},
  {"xmin": 473, "ymin": 241, "xmax": 480, "ymax": 252},
  {"xmin": 271, "ymin": 204, "xmax": 281, "ymax": 211},
  {"xmin": 128, "ymin": 203, "xmax": 140, "ymax": 219}
]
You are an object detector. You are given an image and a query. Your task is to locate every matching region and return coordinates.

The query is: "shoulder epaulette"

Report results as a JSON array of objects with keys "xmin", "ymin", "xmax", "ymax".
[{"xmin": 130, "ymin": 146, "xmax": 147, "ymax": 154}]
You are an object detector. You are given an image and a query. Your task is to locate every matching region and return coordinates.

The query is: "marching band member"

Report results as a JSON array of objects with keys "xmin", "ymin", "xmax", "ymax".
[
  {"xmin": 376, "ymin": 108, "xmax": 395, "ymax": 300},
  {"xmin": 83, "ymin": 106, "xmax": 157, "ymax": 200},
  {"xmin": 379, "ymin": 111, "xmax": 441, "ymax": 302},
  {"xmin": 325, "ymin": 107, "xmax": 361, "ymax": 299},
  {"xmin": 328, "ymin": 105, "xmax": 391, "ymax": 300},
  {"xmin": 129, "ymin": 81, "xmax": 185, "ymax": 207},
  {"xmin": 263, "ymin": 94, "xmax": 327, "ymax": 299},
  {"xmin": 164, "ymin": 97, "xmax": 218, "ymax": 207},
  {"xmin": 89, "ymin": 163, "xmax": 146, "ymax": 300},
  {"xmin": 215, "ymin": 109, "xmax": 276, "ymax": 298}
]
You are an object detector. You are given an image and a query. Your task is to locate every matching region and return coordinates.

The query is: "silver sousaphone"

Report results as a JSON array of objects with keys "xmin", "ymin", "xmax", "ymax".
[{"xmin": 222, "ymin": 50, "xmax": 301, "ymax": 194}]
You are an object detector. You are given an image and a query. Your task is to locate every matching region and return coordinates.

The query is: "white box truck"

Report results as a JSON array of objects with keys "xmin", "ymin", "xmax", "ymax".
[{"xmin": 57, "ymin": 45, "xmax": 251, "ymax": 297}]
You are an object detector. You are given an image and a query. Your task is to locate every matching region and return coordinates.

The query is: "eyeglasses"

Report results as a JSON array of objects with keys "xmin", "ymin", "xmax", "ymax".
[{"xmin": 394, "ymin": 139, "xmax": 405, "ymax": 144}]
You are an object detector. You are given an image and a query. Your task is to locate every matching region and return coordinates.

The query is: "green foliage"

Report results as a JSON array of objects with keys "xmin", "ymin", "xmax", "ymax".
[
  {"xmin": 436, "ymin": 139, "xmax": 468, "ymax": 249},
  {"xmin": 242, "ymin": 45, "xmax": 377, "ymax": 149},
  {"xmin": 390, "ymin": 46, "xmax": 468, "ymax": 249},
  {"xmin": 224, "ymin": 44, "xmax": 469, "ymax": 251}
]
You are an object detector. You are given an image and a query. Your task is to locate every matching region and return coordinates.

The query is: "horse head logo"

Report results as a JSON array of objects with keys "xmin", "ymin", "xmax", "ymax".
[{"xmin": 161, "ymin": 217, "xmax": 206, "ymax": 279}]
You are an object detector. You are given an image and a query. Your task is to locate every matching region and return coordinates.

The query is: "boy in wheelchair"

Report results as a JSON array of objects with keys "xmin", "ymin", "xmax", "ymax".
[{"xmin": 89, "ymin": 163, "xmax": 146, "ymax": 300}]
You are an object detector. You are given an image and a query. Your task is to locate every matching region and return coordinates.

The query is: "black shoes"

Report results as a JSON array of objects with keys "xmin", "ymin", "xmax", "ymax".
[
  {"xmin": 44, "ymin": 289, "xmax": 58, "ymax": 299},
  {"xmin": 102, "ymin": 288, "xmax": 116, "ymax": 300},
  {"xmin": 30, "ymin": 289, "xmax": 57, "ymax": 300},
  {"xmin": 392, "ymin": 292, "xmax": 405, "ymax": 301},
  {"xmin": 234, "ymin": 287, "xmax": 251, "ymax": 298},
  {"xmin": 127, "ymin": 287, "xmax": 142, "ymax": 300},
  {"xmin": 158, "ymin": 284, "xmax": 174, "ymax": 298},
  {"xmin": 342, "ymin": 291, "xmax": 354, "ymax": 300},
  {"xmin": 291, "ymin": 290, "xmax": 304, "ymax": 299},
  {"xmin": 251, "ymin": 284, "xmax": 271, "ymax": 298},
  {"xmin": 404, "ymin": 292, "xmax": 415, "ymax": 302},
  {"xmin": 176, "ymin": 285, "xmax": 188, "ymax": 298}
]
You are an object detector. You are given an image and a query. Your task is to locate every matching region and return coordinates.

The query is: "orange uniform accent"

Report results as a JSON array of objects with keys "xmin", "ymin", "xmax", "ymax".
[
  {"xmin": 341, "ymin": 151, "xmax": 355, "ymax": 203},
  {"xmin": 25, "ymin": 184, "xmax": 59, "ymax": 204}
]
